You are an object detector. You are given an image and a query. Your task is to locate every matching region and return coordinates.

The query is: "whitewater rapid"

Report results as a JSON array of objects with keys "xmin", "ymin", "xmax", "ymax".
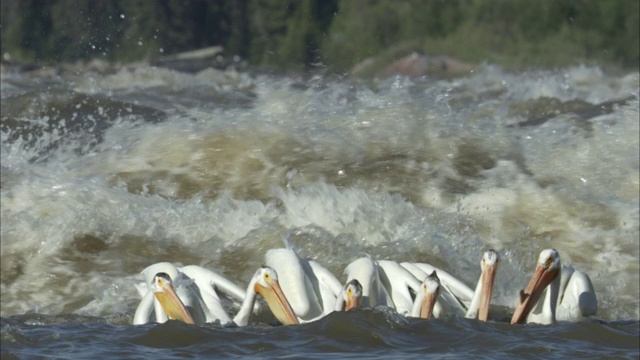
[{"xmin": 1, "ymin": 64, "xmax": 638, "ymax": 321}]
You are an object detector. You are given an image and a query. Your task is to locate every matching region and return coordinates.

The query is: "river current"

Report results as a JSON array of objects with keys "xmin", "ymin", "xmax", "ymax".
[{"xmin": 1, "ymin": 62, "xmax": 638, "ymax": 359}]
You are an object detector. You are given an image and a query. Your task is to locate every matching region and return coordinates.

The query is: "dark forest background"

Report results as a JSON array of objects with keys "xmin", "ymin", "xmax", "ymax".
[{"xmin": 1, "ymin": 0, "xmax": 638, "ymax": 72}]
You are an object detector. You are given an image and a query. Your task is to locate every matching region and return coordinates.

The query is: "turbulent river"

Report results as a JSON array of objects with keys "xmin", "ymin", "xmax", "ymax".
[{"xmin": 1, "ymin": 62, "xmax": 638, "ymax": 359}]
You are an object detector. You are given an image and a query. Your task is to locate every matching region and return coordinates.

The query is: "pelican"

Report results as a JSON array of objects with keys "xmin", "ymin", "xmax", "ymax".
[
  {"xmin": 179, "ymin": 264, "xmax": 255, "ymax": 324},
  {"xmin": 333, "ymin": 279, "xmax": 364, "ymax": 311},
  {"xmin": 264, "ymin": 237, "xmax": 344, "ymax": 323},
  {"xmin": 233, "ymin": 266, "xmax": 299, "ymax": 326},
  {"xmin": 511, "ymin": 248, "xmax": 598, "ymax": 325},
  {"xmin": 148, "ymin": 272, "xmax": 195, "ymax": 324},
  {"xmin": 376, "ymin": 259, "xmax": 444, "ymax": 317},
  {"xmin": 133, "ymin": 262, "xmax": 298, "ymax": 326},
  {"xmin": 343, "ymin": 256, "xmax": 444, "ymax": 318},
  {"xmin": 133, "ymin": 262, "xmax": 208, "ymax": 325},
  {"xmin": 400, "ymin": 262, "xmax": 473, "ymax": 315},
  {"xmin": 343, "ymin": 255, "xmax": 393, "ymax": 308},
  {"xmin": 410, "ymin": 271, "xmax": 441, "ymax": 319},
  {"xmin": 308, "ymin": 258, "xmax": 345, "ymax": 314},
  {"xmin": 400, "ymin": 250, "xmax": 500, "ymax": 321},
  {"xmin": 465, "ymin": 250, "xmax": 499, "ymax": 321}
]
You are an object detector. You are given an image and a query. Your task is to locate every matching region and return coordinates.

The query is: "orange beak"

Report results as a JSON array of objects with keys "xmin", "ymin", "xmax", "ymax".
[
  {"xmin": 420, "ymin": 287, "xmax": 439, "ymax": 319},
  {"xmin": 153, "ymin": 280, "xmax": 195, "ymax": 325},
  {"xmin": 478, "ymin": 263, "xmax": 497, "ymax": 321},
  {"xmin": 256, "ymin": 279, "xmax": 299, "ymax": 325},
  {"xmin": 418, "ymin": 273, "xmax": 441, "ymax": 320},
  {"xmin": 511, "ymin": 265, "xmax": 560, "ymax": 324},
  {"xmin": 344, "ymin": 285, "xmax": 362, "ymax": 311}
]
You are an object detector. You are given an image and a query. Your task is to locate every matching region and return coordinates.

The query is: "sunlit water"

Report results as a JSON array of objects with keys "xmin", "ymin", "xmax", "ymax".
[{"xmin": 1, "ymin": 63, "xmax": 639, "ymax": 359}]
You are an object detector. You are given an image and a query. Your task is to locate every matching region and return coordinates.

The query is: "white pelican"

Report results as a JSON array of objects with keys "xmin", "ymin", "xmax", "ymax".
[
  {"xmin": 133, "ymin": 262, "xmax": 299, "ymax": 326},
  {"xmin": 400, "ymin": 250, "xmax": 500, "ymax": 321},
  {"xmin": 308, "ymin": 259, "xmax": 345, "ymax": 314},
  {"xmin": 400, "ymin": 262, "xmax": 471, "ymax": 316},
  {"xmin": 376, "ymin": 259, "xmax": 444, "ymax": 317},
  {"xmin": 465, "ymin": 250, "xmax": 499, "ymax": 321},
  {"xmin": 232, "ymin": 266, "xmax": 299, "ymax": 326},
  {"xmin": 133, "ymin": 262, "xmax": 208, "ymax": 325},
  {"xmin": 179, "ymin": 264, "xmax": 254, "ymax": 324},
  {"xmin": 147, "ymin": 272, "xmax": 195, "ymax": 324},
  {"xmin": 333, "ymin": 279, "xmax": 364, "ymax": 311},
  {"xmin": 511, "ymin": 248, "xmax": 598, "ymax": 325},
  {"xmin": 264, "ymin": 238, "xmax": 344, "ymax": 323},
  {"xmin": 410, "ymin": 271, "xmax": 441, "ymax": 319},
  {"xmin": 342, "ymin": 255, "xmax": 393, "ymax": 308}
]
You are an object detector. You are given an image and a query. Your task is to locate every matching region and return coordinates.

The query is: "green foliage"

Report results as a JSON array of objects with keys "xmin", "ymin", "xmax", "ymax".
[
  {"xmin": 1, "ymin": 0, "xmax": 637, "ymax": 71},
  {"xmin": 1, "ymin": 0, "xmax": 57, "ymax": 61},
  {"xmin": 247, "ymin": 0, "xmax": 337, "ymax": 70}
]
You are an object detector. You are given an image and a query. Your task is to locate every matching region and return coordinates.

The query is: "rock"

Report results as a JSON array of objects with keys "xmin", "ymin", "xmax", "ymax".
[
  {"xmin": 377, "ymin": 52, "xmax": 429, "ymax": 78},
  {"xmin": 377, "ymin": 53, "xmax": 474, "ymax": 79},
  {"xmin": 349, "ymin": 49, "xmax": 476, "ymax": 80},
  {"xmin": 150, "ymin": 46, "xmax": 242, "ymax": 73}
]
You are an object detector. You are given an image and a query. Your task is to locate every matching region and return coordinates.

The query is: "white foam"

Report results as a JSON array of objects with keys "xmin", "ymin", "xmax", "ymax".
[
  {"xmin": 1, "ymin": 65, "xmax": 638, "ymax": 320},
  {"xmin": 73, "ymin": 65, "xmax": 254, "ymax": 94}
]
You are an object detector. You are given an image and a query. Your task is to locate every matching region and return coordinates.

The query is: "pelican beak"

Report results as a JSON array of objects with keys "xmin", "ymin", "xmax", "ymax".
[
  {"xmin": 256, "ymin": 279, "xmax": 299, "ymax": 325},
  {"xmin": 420, "ymin": 289, "xmax": 439, "ymax": 319},
  {"xmin": 153, "ymin": 278, "xmax": 195, "ymax": 325},
  {"xmin": 344, "ymin": 287, "xmax": 362, "ymax": 311},
  {"xmin": 478, "ymin": 262, "xmax": 497, "ymax": 321},
  {"xmin": 510, "ymin": 264, "xmax": 560, "ymax": 324},
  {"xmin": 419, "ymin": 276, "xmax": 441, "ymax": 320}
]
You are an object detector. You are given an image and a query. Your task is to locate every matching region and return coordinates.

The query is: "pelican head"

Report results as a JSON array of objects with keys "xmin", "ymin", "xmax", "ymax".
[
  {"xmin": 338, "ymin": 279, "xmax": 363, "ymax": 311},
  {"xmin": 252, "ymin": 266, "xmax": 299, "ymax": 325},
  {"xmin": 478, "ymin": 250, "xmax": 500, "ymax": 321},
  {"xmin": 510, "ymin": 249, "xmax": 561, "ymax": 324},
  {"xmin": 418, "ymin": 271, "xmax": 441, "ymax": 319},
  {"xmin": 152, "ymin": 272, "xmax": 195, "ymax": 325}
]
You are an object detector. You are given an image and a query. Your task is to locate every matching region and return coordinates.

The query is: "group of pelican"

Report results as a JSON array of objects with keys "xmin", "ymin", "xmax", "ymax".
[{"xmin": 133, "ymin": 239, "xmax": 598, "ymax": 327}]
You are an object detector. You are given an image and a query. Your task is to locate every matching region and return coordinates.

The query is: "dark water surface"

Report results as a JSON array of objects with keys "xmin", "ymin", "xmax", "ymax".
[{"xmin": 2, "ymin": 311, "xmax": 639, "ymax": 359}]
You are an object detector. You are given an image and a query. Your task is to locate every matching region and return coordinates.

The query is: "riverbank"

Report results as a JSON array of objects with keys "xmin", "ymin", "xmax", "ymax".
[{"xmin": 1, "ymin": 0, "xmax": 638, "ymax": 75}]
